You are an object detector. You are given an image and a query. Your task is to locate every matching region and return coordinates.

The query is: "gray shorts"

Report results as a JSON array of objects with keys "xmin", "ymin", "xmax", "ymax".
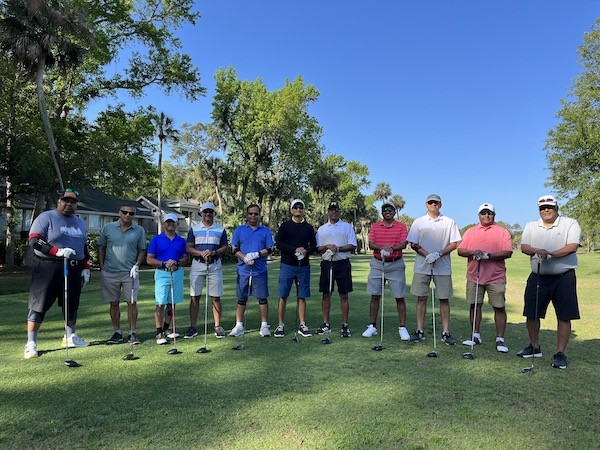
[
  {"xmin": 466, "ymin": 280, "xmax": 506, "ymax": 308},
  {"xmin": 410, "ymin": 273, "xmax": 453, "ymax": 299},
  {"xmin": 366, "ymin": 258, "xmax": 406, "ymax": 298},
  {"xmin": 100, "ymin": 269, "xmax": 139, "ymax": 303},
  {"xmin": 189, "ymin": 259, "xmax": 224, "ymax": 297}
]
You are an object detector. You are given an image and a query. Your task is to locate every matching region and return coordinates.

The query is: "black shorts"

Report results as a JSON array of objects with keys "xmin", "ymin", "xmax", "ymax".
[
  {"xmin": 523, "ymin": 269, "xmax": 580, "ymax": 321},
  {"xmin": 29, "ymin": 258, "xmax": 83, "ymax": 319},
  {"xmin": 319, "ymin": 259, "xmax": 353, "ymax": 294}
]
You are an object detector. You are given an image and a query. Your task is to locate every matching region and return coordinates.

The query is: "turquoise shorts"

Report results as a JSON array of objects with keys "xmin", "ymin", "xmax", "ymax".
[{"xmin": 154, "ymin": 267, "xmax": 185, "ymax": 305}]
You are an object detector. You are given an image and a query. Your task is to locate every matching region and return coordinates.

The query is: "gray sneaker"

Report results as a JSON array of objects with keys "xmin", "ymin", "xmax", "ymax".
[
  {"xmin": 214, "ymin": 326, "xmax": 226, "ymax": 339},
  {"xmin": 129, "ymin": 332, "xmax": 141, "ymax": 345}
]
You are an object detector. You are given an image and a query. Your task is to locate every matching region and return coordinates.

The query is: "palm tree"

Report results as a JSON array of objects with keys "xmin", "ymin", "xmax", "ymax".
[
  {"xmin": 0, "ymin": 0, "xmax": 93, "ymax": 191},
  {"xmin": 152, "ymin": 111, "xmax": 179, "ymax": 233},
  {"xmin": 389, "ymin": 194, "xmax": 406, "ymax": 219},
  {"xmin": 374, "ymin": 182, "xmax": 392, "ymax": 203}
]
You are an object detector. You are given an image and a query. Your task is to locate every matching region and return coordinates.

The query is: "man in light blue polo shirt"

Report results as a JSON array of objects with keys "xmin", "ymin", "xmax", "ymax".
[
  {"xmin": 229, "ymin": 204, "xmax": 274, "ymax": 338},
  {"xmin": 98, "ymin": 204, "xmax": 147, "ymax": 345},
  {"xmin": 147, "ymin": 214, "xmax": 188, "ymax": 345}
]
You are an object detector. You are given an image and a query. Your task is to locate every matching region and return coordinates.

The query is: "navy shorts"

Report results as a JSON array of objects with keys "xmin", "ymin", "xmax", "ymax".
[
  {"xmin": 236, "ymin": 271, "xmax": 269, "ymax": 300},
  {"xmin": 523, "ymin": 269, "xmax": 580, "ymax": 321},
  {"xmin": 278, "ymin": 263, "xmax": 311, "ymax": 299},
  {"xmin": 319, "ymin": 259, "xmax": 353, "ymax": 294}
]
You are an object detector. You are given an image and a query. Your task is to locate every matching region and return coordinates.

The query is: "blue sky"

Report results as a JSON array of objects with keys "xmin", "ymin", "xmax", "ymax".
[{"xmin": 88, "ymin": 1, "xmax": 600, "ymax": 228}]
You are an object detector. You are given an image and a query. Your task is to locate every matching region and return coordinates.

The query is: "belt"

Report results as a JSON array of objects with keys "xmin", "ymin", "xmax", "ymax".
[
  {"xmin": 193, "ymin": 256, "xmax": 219, "ymax": 264},
  {"xmin": 374, "ymin": 256, "xmax": 402, "ymax": 263},
  {"xmin": 36, "ymin": 256, "xmax": 82, "ymax": 267}
]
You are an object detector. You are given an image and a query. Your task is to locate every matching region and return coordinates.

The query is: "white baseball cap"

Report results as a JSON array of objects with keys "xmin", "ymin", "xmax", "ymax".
[
  {"xmin": 478, "ymin": 203, "xmax": 495, "ymax": 214},
  {"xmin": 290, "ymin": 199, "xmax": 305, "ymax": 209},
  {"xmin": 163, "ymin": 213, "xmax": 178, "ymax": 222}
]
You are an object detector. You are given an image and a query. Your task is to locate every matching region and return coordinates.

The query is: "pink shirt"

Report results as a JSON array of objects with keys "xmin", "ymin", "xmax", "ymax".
[
  {"xmin": 459, "ymin": 223, "xmax": 512, "ymax": 284},
  {"xmin": 369, "ymin": 220, "xmax": 408, "ymax": 260}
]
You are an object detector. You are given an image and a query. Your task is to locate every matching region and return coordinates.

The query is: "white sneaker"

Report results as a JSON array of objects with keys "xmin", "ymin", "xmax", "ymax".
[
  {"xmin": 398, "ymin": 327, "xmax": 411, "ymax": 341},
  {"xmin": 496, "ymin": 340, "xmax": 509, "ymax": 353},
  {"xmin": 156, "ymin": 333, "xmax": 168, "ymax": 345},
  {"xmin": 462, "ymin": 336, "xmax": 482, "ymax": 346},
  {"xmin": 362, "ymin": 324, "xmax": 378, "ymax": 337},
  {"xmin": 259, "ymin": 325, "xmax": 271, "ymax": 337},
  {"xmin": 24, "ymin": 341, "xmax": 38, "ymax": 359},
  {"xmin": 61, "ymin": 333, "xmax": 89, "ymax": 348},
  {"xmin": 166, "ymin": 331, "xmax": 180, "ymax": 339},
  {"xmin": 228, "ymin": 324, "xmax": 246, "ymax": 337}
]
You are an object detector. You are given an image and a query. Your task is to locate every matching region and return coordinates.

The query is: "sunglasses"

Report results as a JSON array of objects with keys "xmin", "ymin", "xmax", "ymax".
[
  {"xmin": 539, "ymin": 205, "xmax": 556, "ymax": 211},
  {"xmin": 120, "ymin": 210, "xmax": 135, "ymax": 216},
  {"xmin": 203, "ymin": 209, "xmax": 215, "ymax": 214},
  {"xmin": 427, "ymin": 200, "xmax": 440, "ymax": 205},
  {"xmin": 247, "ymin": 212, "xmax": 260, "ymax": 216},
  {"xmin": 382, "ymin": 207, "xmax": 395, "ymax": 213},
  {"xmin": 479, "ymin": 210, "xmax": 495, "ymax": 216},
  {"xmin": 292, "ymin": 205, "xmax": 304, "ymax": 210}
]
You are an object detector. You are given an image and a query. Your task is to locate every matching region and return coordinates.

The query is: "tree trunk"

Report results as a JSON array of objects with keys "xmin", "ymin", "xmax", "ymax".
[
  {"xmin": 157, "ymin": 139, "xmax": 163, "ymax": 234},
  {"xmin": 4, "ymin": 174, "xmax": 15, "ymax": 266},
  {"xmin": 36, "ymin": 59, "xmax": 64, "ymax": 191}
]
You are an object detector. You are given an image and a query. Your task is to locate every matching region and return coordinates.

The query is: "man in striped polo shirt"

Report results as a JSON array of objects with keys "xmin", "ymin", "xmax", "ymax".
[{"xmin": 362, "ymin": 201, "xmax": 410, "ymax": 340}]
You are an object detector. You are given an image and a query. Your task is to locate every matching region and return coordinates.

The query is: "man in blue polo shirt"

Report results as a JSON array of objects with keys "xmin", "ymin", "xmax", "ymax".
[
  {"xmin": 229, "ymin": 204, "xmax": 274, "ymax": 338},
  {"xmin": 146, "ymin": 214, "xmax": 188, "ymax": 345},
  {"xmin": 184, "ymin": 202, "xmax": 229, "ymax": 339}
]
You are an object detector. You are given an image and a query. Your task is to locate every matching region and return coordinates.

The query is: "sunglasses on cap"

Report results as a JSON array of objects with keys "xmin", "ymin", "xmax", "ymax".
[
  {"xmin": 120, "ymin": 210, "xmax": 135, "ymax": 216},
  {"xmin": 539, "ymin": 205, "xmax": 556, "ymax": 211},
  {"xmin": 479, "ymin": 210, "xmax": 495, "ymax": 216}
]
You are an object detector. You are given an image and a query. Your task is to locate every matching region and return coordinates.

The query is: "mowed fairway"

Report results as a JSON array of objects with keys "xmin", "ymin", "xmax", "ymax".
[{"xmin": 1, "ymin": 252, "xmax": 598, "ymax": 449}]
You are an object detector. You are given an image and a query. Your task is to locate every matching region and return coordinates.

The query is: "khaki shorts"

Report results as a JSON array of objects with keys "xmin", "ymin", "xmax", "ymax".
[
  {"xmin": 366, "ymin": 258, "xmax": 406, "ymax": 298},
  {"xmin": 410, "ymin": 273, "xmax": 453, "ymax": 299},
  {"xmin": 189, "ymin": 259, "xmax": 224, "ymax": 297},
  {"xmin": 466, "ymin": 280, "xmax": 506, "ymax": 308},
  {"xmin": 101, "ymin": 269, "xmax": 139, "ymax": 303}
]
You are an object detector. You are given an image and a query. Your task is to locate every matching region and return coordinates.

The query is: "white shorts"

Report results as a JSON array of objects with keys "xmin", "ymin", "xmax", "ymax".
[{"xmin": 189, "ymin": 259, "xmax": 224, "ymax": 297}]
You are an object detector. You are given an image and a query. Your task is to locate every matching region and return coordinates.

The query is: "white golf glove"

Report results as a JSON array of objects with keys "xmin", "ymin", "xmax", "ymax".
[
  {"xmin": 295, "ymin": 252, "xmax": 305, "ymax": 261},
  {"xmin": 56, "ymin": 247, "xmax": 76, "ymax": 259},
  {"xmin": 380, "ymin": 249, "xmax": 390, "ymax": 258},
  {"xmin": 481, "ymin": 253, "xmax": 491, "ymax": 260},
  {"xmin": 130, "ymin": 265, "xmax": 139, "ymax": 279},
  {"xmin": 424, "ymin": 252, "xmax": 441, "ymax": 264},
  {"xmin": 532, "ymin": 253, "xmax": 541, "ymax": 261},
  {"xmin": 322, "ymin": 249, "xmax": 334, "ymax": 261},
  {"xmin": 243, "ymin": 252, "xmax": 260, "ymax": 263},
  {"xmin": 81, "ymin": 269, "xmax": 90, "ymax": 287}
]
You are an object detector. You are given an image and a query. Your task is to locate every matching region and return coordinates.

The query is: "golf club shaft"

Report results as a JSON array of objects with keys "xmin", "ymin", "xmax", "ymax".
[
  {"xmin": 380, "ymin": 260, "xmax": 385, "ymax": 346},
  {"xmin": 204, "ymin": 265, "xmax": 209, "ymax": 348},
  {"xmin": 170, "ymin": 270, "xmax": 177, "ymax": 348},
  {"xmin": 64, "ymin": 257, "xmax": 70, "ymax": 362},
  {"xmin": 470, "ymin": 260, "xmax": 481, "ymax": 352},
  {"xmin": 431, "ymin": 266, "xmax": 437, "ymax": 353}
]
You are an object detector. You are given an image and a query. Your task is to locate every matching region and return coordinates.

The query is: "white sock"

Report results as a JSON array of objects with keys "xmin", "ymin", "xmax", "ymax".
[
  {"xmin": 261, "ymin": 321, "xmax": 268, "ymax": 328},
  {"xmin": 496, "ymin": 336, "xmax": 505, "ymax": 343},
  {"xmin": 474, "ymin": 332, "xmax": 481, "ymax": 339}
]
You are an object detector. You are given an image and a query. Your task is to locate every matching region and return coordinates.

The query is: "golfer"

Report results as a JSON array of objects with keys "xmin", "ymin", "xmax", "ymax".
[
  {"xmin": 146, "ymin": 214, "xmax": 188, "ymax": 345},
  {"xmin": 457, "ymin": 203, "xmax": 513, "ymax": 352},
  {"xmin": 407, "ymin": 194, "xmax": 461, "ymax": 345},
  {"xmin": 184, "ymin": 202, "xmax": 228, "ymax": 339},
  {"xmin": 274, "ymin": 199, "xmax": 317, "ymax": 338},
  {"xmin": 518, "ymin": 195, "xmax": 581, "ymax": 369},
  {"xmin": 362, "ymin": 201, "xmax": 410, "ymax": 340},
  {"xmin": 98, "ymin": 204, "xmax": 147, "ymax": 346},
  {"xmin": 229, "ymin": 204, "xmax": 274, "ymax": 338},
  {"xmin": 24, "ymin": 188, "xmax": 91, "ymax": 359},
  {"xmin": 315, "ymin": 201, "xmax": 357, "ymax": 338}
]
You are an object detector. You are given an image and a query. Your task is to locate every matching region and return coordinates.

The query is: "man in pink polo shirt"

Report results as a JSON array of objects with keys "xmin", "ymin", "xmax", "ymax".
[
  {"xmin": 362, "ymin": 201, "xmax": 410, "ymax": 340},
  {"xmin": 457, "ymin": 203, "xmax": 513, "ymax": 353}
]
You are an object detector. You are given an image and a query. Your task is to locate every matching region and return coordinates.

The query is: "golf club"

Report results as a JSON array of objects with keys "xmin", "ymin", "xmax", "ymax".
[
  {"xmin": 123, "ymin": 279, "xmax": 138, "ymax": 360},
  {"xmin": 291, "ymin": 276, "xmax": 300, "ymax": 343},
  {"xmin": 426, "ymin": 266, "xmax": 438, "ymax": 358},
  {"xmin": 522, "ymin": 258, "xmax": 541, "ymax": 374},
  {"xmin": 233, "ymin": 269, "xmax": 252, "ymax": 350},
  {"xmin": 320, "ymin": 260, "xmax": 333, "ymax": 345},
  {"xmin": 463, "ymin": 259, "xmax": 482, "ymax": 360},
  {"xmin": 167, "ymin": 270, "xmax": 181, "ymax": 355},
  {"xmin": 63, "ymin": 257, "xmax": 80, "ymax": 368},
  {"xmin": 197, "ymin": 264, "xmax": 210, "ymax": 354},
  {"xmin": 372, "ymin": 259, "xmax": 385, "ymax": 351}
]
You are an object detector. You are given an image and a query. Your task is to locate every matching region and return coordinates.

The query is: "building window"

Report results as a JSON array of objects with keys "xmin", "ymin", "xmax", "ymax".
[{"xmin": 89, "ymin": 214, "xmax": 101, "ymax": 230}]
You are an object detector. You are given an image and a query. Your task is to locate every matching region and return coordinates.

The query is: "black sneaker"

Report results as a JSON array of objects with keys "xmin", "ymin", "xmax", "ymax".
[
  {"xmin": 184, "ymin": 326, "xmax": 198, "ymax": 339},
  {"xmin": 341, "ymin": 324, "xmax": 351, "ymax": 338},
  {"xmin": 298, "ymin": 324, "xmax": 312, "ymax": 337},
  {"xmin": 441, "ymin": 332, "xmax": 456, "ymax": 346},
  {"xmin": 516, "ymin": 344, "xmax": 542, "ymax": 358},
  {"xmin": 214, "ymin": 326, "xmax": 226, "ymax": 339},
  {"xmin": 410, "ymin": 330, "xmax": 425, "ymax": 342},
  {"xmin": 274, "ymin": 324, "xmax": 285, "ymax": 338},
  {"xmin": 551, "ymin": 352, "xmax": 567, "ymax": 369},
  {"xmin": 107, "ymin": 332, "xmax": 123, "ymax": 344},
  {"xmin": 129, "ymin": 332, "xmax": 141, "ymax": 345},
  {"xmin": 316, "ymin": 323, "xmax": 331, "ymax": 334}
]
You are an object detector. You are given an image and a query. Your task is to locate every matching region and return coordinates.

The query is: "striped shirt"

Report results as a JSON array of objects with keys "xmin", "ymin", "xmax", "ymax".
[
  {"xmin": 369, "ymin": 220, "xmax": 408, "ymax": 260},
  {"xmin": 186, "ymin": 221, "xmax": 228, "ymax": 252}
]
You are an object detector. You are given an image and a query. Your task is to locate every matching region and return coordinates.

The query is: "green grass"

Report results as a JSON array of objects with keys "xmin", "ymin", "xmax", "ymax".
[{"xmin": 1, "ymin": 253, "xmax": 599, "ymax": 449}]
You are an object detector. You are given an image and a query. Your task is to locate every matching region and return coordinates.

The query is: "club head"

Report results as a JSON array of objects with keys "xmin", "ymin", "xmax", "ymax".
[
  {"xmin": 462, "ymin": 352, "xmax": 475, "ymax": 360},
  {"xmin": 463, "ymin": 340, "xmax": 476, "ymax": 347},
  {"xmin": 291, "ymin": 337, "xmax": 299, "ymax": 343},
  {"xmin": 426, "ymin": 351, "xmax": 438, "ymax": 358},
  {"xmin": 232, "ymin": 343, "xmax": 245, "ymax": 350},
  {"xmin": 167, "ymin": 348, "xmax": 181, "ymax": 355},
  {"xmin": 196, "ymin": 347, "xmax": 209, "ymax": 354},
  {"xmin": 321, "ymin": 337, "xmax": 331, "ymax": 345},
  {"xmin": 372, "ymin": 345, "xmax": 383, "ymax": 351},
  {"xmin": 122, "ymin": 353, "xmax": 138, "ymax": 361},
  {"xmin": 521, "ymin": 366, "xmax": 534, "ymax": 374},
  {"xmin": 65, "ymin": 359, "xmax": 80, "ymax": 367}
]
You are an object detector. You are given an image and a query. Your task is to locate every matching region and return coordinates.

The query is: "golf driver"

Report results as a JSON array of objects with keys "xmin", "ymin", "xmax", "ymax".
[
  {"xmin": 522, "ymin": 259, "xmax": 541, "ymax": 374},
  {"xmin": 197, "ymin": 264, "xmax": 210, "ymax": 354},
  {"xmin": 372, "ymin": 259, "xmax": 385, "ymax": 351},
  {"xmin": 123, "ymin": 279, "xmax": 138, "ymax": 360},
  {"xmin": 426, "ymin": 266, "xmax": 438, "ymax": 358},
  {"xmin": 167, "ymin": 271, "xmax": 181, "ymax": 355},
  {"xmin": 63, "ymin": 257, "xmax": 80, "ymax": 368},
  {"xmin": 320, "ymin": 261, "xmax": 333, "ymax": 345},
  {"xmin": 233, "ymin": 269, "xmax": 252, "ymax": 350},
  {"xmin": 463, "ymin": 259, "xmax": 482, "ymax": 360},
  {"xmin": 291, "ymin": 276, "xmax": 300, "ymax": 343}
]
